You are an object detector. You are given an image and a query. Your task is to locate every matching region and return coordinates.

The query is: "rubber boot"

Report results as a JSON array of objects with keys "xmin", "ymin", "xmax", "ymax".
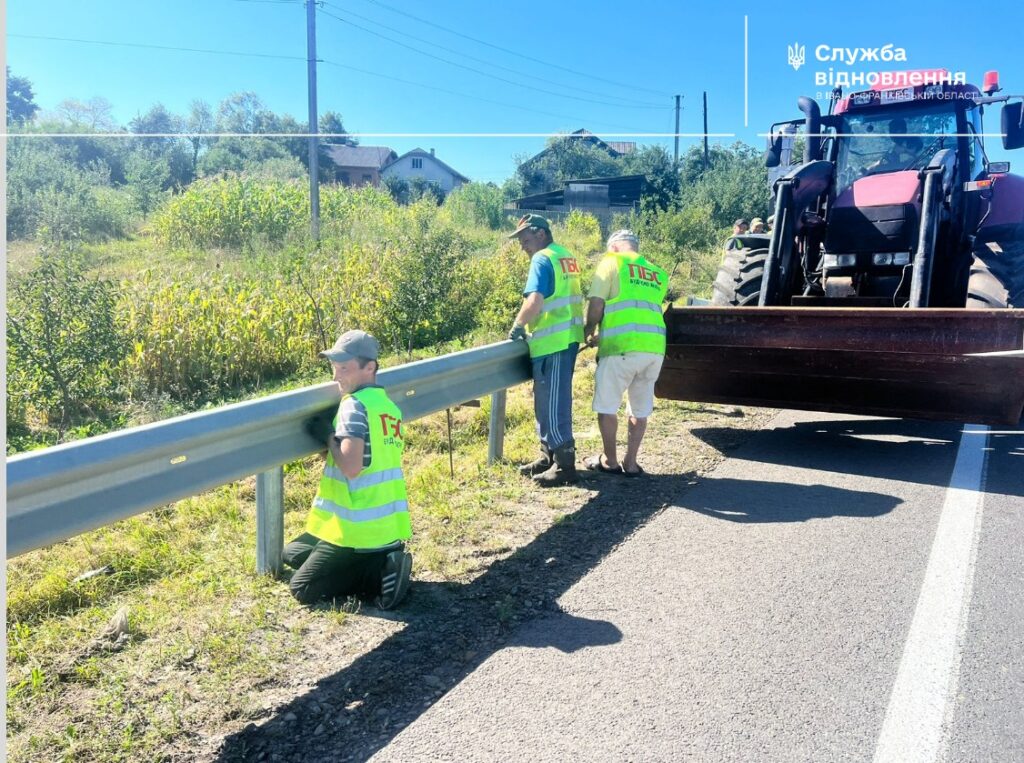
[
  {"xmin": 519, "ymin": 444, "xmax": 552, "ymax": 476},
  {"xmin": 533, "ymin": 444, "xmax": 579, "ymax": 487}
]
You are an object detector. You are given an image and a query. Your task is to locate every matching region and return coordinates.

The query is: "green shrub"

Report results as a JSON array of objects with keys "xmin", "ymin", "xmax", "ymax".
[
  {"xmin": 6, "ymin": 248, "xmax": 127, "ymax": 441},
  {"xmin": 6, "ymin": 139, "xmax": 137, "ymax": 243},
  {"xmin": 443, "ymin": 182, "xmax": 505, "ymax": 229}
]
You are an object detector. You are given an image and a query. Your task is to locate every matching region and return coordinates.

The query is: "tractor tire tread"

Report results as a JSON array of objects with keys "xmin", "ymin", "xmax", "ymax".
[{"xmin": 712, "ymin": 247, "xmax": 769, "ymax": 307}]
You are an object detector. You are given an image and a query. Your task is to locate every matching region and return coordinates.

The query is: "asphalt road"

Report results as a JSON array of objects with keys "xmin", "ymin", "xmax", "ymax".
[{"xmin": 370, "ymin": 410, "xmax": 1024, "ymax": 762}]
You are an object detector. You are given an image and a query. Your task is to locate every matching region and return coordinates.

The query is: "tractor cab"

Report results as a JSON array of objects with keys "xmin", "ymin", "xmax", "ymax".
[{"xmin": 742, "ymin": 70, "xmax": 1024, "ymax": 309}]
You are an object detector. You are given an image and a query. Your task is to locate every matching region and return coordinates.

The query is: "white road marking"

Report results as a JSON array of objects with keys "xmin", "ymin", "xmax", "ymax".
[{"xmin": 874, "ymin": 424, "xmax": 990, "ymax": 763}]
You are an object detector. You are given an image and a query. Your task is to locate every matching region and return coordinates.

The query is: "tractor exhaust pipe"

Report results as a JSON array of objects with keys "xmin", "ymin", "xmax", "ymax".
[{"xmin": 798, "ymin": 96, "xmax": 822, "ymax": 162}]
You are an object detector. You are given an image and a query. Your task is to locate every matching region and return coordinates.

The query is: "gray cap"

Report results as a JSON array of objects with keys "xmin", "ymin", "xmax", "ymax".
[
  {"xmin": 320, "ymin": 330, "xmax": 380, "ymax": 363},
  {"xmin": 607, "ymin": 229, "xmax": 639, "ymax": 248}
]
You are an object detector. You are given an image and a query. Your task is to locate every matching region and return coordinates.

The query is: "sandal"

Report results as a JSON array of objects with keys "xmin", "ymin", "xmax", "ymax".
[
  {"xmin": 585, "ymin": 455, "xmax": 623, "ymax": 474},
  {"xmin": 622, "ymin": 465, "xmax": 646, "ymax": 478}
]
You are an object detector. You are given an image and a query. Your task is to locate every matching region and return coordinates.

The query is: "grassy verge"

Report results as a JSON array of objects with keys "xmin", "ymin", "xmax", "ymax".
[{"xmin": 5, "ymin": 353, "xmax": 773, "ymax": 762}]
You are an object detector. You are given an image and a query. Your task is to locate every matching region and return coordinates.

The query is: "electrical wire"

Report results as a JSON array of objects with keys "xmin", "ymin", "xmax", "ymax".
[
  {"xmin": 10, "ymin": 31, "xmax": 660, "ymax": 134},
  {"xmin": 320, "ymin": 1, "xmax": 666, "ymax": 110},
  {"xmin": 317, "ymin": 8, "xmax": 666, "ymax": 113},
  {"xmin": 8, "ymin": 33, "xmax": 306, "ymax": 61},
  {"xmin": 318, "ymin": 58, "xmax": 656, "ymax": 134},
  {"xmin": 353, "ymin": 0, "xmax": 672, "ymax": 98}
]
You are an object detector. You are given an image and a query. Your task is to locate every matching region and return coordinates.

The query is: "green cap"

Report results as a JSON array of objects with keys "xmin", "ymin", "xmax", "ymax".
[{"xmin": 508, "ymin": 213, "xmax": 551, "ymax": 238}]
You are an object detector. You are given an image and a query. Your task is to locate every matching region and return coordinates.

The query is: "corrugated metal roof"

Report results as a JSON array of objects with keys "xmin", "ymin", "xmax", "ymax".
[
  {"xmin": 513, "ymin": 174, "xmax": 647, "ymax": 209},
  {"xmin": 605, "ymin": 141, "xmax": 636, "ymax": 155}
]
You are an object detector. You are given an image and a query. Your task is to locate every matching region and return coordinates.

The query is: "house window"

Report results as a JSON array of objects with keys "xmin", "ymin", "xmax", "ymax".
[
  {"xmin": 339, "ymin": 171, "xmax": 351, "ymax": 185},
  {"xmin": 412, "ymin": 158, "xmax": 423, "ymax": 169},
  {"xmin": 362, "ymin": 173, "xmax": 373, "ymax": 184}
]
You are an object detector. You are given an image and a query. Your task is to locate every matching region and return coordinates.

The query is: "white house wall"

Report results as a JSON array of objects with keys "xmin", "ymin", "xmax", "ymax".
[{"xmin": 381, "ymin": 155, "xmax": 466, "ymax": 193}]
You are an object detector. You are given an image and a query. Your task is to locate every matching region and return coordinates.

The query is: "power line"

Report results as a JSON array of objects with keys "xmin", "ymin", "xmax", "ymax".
[
  {"xmin": 8, "ymin": 33, "xmax": 306, "ymax": 62},
  {"xmin": 353, "ymin": 0, "xmax": 672, "ymax": 98},
  {"xmin": 320, "ymin": 1, "xmax": 665, "ymax": 110},
  {"xmin": 318, "ymin": 58, "xmax": 656, "ymax": 133},
  {"xmin": 317, "ymin": 8, "xmax": 666, "ymax": 113},
  {"xmin": 11, "ymin": 31, "xmax": 659, "ymax": 133}
]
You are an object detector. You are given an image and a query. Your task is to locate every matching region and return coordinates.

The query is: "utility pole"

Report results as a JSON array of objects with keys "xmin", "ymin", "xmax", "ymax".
[
  {"xmin": 702, "ymin": 91, "xmax": 710, "ymax": 173},
  {"xmin": 306, "ymin": 0, "xmax": 320, "ymax": 240},
  {"xmin": 673, "ymin": 94, "xmax": 681, "ymax": 165}
]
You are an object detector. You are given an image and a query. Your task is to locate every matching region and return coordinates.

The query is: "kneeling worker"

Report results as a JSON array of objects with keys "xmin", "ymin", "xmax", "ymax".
[
  {"xmin": 285, "ymin": 330, "xmax": 413, "ymax": 608},
  {"xmin": 583, "ymin": 230, "xmax": 669, "ymax": 476}
]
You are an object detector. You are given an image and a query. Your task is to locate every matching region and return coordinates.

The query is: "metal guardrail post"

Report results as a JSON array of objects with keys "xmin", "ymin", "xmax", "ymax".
[
  {"xmin": 256, "ymin": 466, "xmax": 284, "ymax": 575},
  {"xmin": 488, "ymin": 390, "xmax": 507, "ymax": 464}
]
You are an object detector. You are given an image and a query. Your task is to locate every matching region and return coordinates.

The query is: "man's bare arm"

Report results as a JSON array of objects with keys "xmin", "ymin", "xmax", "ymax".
[
  {"xmin": 514, "ymin": 291, "xmax": 545, "ymax": 328},
  {"xmin": 584, "ymin": 297, "xmax": 605, "ymax": 346},
  {"xmin": 329, "ymin": 436, "xmax": 366, "ymax": 480}
]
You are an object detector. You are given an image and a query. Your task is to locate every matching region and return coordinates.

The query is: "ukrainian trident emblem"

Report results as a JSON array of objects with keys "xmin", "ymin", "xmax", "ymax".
[{"xmin": 788, "ymin": 43, "xmax": 805, "ymax": 71}]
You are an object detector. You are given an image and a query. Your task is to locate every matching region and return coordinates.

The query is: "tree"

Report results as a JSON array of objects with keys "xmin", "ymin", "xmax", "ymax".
[
  {"xmin": 513, "ymin": 137, "xmax": 623, "ymax": 196},
  {"xmin": 129, "ymin": 103, "xmax": 193, "ymax": 188},
  {"xmin": 677, "ymin": 142, "xmax": 771, "ymax": 228},
  {"xmin": 186, "ymin": 99, "xmax": 215, "ymax": 174},
  {"xmin": 199, "ymin": 93, "xmax": 293, "ymax": 178},
  {"xmin": 125, "ymin": 152, "xmax": 171, "ymax": 214},
  {"xmin": 216, "ymin": 91, "xmax": 272, "ymax": 134},
  {"xmin": 319, "ymin": 111, "xmax": 357, "ymax": 145},
  {"xmin": 621, "ymin": 145, "xmax": 680, "ymax": 210},
  {"xmin": 55, "ymin": 96, "xmax": 117, "ymax": 131},
  {"xmin": 6, "ymin": 67, "xmax": 39, "ymax": 125}
]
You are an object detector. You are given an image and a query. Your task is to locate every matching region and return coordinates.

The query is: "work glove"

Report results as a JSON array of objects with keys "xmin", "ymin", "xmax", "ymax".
[
  {"xmin": 508, "ymin": 323, "xmax": 528, "ymax": 342},
  {"xmin": 305, "ymin": 410, "xmax": 335, "ymax": 446}
]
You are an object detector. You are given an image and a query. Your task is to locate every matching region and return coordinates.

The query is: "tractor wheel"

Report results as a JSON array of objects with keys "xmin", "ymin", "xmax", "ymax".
[
  {"xmin": 966, "ymin": 229, "xmax": 1024, "ymax": 309},
  {"xmin": 711, "ymin": 247, "xmax": 769, "ymax": 307}
]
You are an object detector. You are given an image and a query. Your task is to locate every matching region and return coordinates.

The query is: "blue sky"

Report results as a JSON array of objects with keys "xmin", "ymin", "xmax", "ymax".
[{"xmin": 7, "ymin": 0, "xmax": 1024, "ymax": 180}]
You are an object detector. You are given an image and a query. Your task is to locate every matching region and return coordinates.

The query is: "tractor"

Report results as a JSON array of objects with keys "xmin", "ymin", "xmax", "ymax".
[{"xmin": 656, "ymin": 71, "xmax": 1024, "ymax": 425}]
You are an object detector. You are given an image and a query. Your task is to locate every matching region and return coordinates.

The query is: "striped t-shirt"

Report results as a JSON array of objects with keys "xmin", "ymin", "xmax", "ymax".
[{"xmin": 333, "ymin": 385, "xmax": 380, "ymax": 468}]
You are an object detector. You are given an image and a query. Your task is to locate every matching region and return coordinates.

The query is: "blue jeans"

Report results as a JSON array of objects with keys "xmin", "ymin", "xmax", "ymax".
[{"xmin": 531, "ymin": 343, "xmax": 578, "ymax": 451}]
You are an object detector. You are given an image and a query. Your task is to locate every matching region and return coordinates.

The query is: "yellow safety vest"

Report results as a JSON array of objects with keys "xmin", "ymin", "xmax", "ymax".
[
  {"xmin": 597, "ymin": 252, "xmax": 668, "ymax": 358},
  {"xmin": 526, "ymin": 243, "xmax": 585, "ymax": 358},
  {"xmin": 305, "ymin": 386, "xmax": 411, "ymax": 549}
]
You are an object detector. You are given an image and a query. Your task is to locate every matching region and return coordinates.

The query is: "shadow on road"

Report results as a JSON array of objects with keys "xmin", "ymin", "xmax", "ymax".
[
  {"xmin": 674, "ymin": 476, "xmax": 902, "ymax": 523},
  {"xmin": 212, "ymin": 469, "xmax": 688, "ymax": 763},
  {"xmin": 984, "ymin": 430, "xmax": 1024, "ymax": 499},
  {"xmin": 693, "ymin": 416, "xmax": 1023, "ymax": 499},
  {"xmin": 692, "ymin": 417, "xmax": 966, "ymax": 489}
]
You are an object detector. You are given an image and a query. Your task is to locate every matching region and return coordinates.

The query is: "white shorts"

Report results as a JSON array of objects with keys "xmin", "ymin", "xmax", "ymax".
[{"xmin": 592, "ymin": 352, "xmax": 664, "ymax": 418}]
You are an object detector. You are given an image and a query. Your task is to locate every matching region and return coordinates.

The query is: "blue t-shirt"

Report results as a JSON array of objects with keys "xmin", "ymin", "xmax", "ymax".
[{"xmin": 523, "ymin": 252, "xmax": 555, "ymax": 299}]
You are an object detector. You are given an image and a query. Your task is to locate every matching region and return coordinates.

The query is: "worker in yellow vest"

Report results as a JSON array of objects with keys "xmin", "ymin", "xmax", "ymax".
[
  {"xmin": 583, "ymin": 230, "xmax": 669, "ymax": 477},
  {"xmin": 285, "ymin": 330, "xmax": 413, "ymax": 608},
  {"xmin": 507, "ymin": 214, "xmax": 584, "ymax": 487}
]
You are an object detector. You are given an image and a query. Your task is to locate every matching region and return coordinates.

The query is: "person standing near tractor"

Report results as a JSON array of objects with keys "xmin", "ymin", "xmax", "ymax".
[
  {"xmin": 507, "ymin": 214, "xmax": 584, "ymax": 487},
  {"xmin": 583, "ymin": 230, "xmax": 669, "ymax": 477}
]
